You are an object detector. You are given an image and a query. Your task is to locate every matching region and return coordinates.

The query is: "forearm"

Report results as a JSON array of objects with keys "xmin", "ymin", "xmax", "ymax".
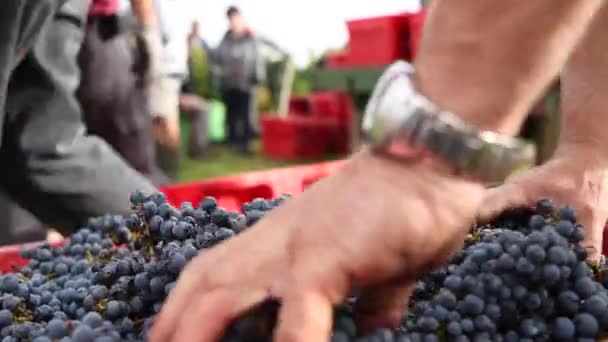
[
  {"xmin": 559, "ymin": 4, "xmax": 608, "ymax": 156},
  {"xmin": 130, "ymin": 0, "xmax": 157, "ymax": 28},
  {"xmin": 1, "ymin": 140, "xmax": 157, "ymax": 233},
  {"xmin": 415, "ymin": 0, "xmax": 603, "ymax": 135},
  {"xmin": 259, "ymin": 37, "xmax": 285, "ymax": 56}
]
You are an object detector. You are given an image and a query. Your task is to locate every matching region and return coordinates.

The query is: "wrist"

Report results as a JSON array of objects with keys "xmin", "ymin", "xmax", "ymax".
[
  {"xmin": 363, "ymin": 61, "xmax": 535, "ymax": 185},
  {"xmin": 350, "ymin": 147, "xmax": 484, "ymax": 186},
  {"xmin": 554, "ymin": 141, "xmax": 608, "ymax": 167}
]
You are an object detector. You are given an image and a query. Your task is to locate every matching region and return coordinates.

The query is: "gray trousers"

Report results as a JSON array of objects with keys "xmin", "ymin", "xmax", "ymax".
[
  {"xmin": 0, "ymin": 0, "xmax": 157, "ymax": 243},
  {"xmin": 179, "ymin": 93, "xmax": 210, "ymax": 158}
]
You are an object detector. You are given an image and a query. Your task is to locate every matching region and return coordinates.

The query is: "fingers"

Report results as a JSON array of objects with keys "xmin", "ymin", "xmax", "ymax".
[
  {"xmin": 354, "ymin": 283, "xmax": 414, "ymax": 333},
  {"xmin": 170, "ymin": 289, "xmax": 267, "ymax": 342},
  {"xmin": 148, "ymin": 264, "xmax": 205, "ymax": 342},
  {"xmin": 274, "ymin": 288, "xmax": 334, "ymax": 342},
  {"xmin": 577, "ymin": 206, "xmax": 605, "ymax": 261},
  {"xmin": 477, "ymin": 176, "xmax": 606, "ymax": 260},
  {"xmin": 476, "ymin": 183, "xmax": 529, "ymax": 224},
  {"xmin": 583, "ymin": 231, "xmax": 603, "ymax": 262}
]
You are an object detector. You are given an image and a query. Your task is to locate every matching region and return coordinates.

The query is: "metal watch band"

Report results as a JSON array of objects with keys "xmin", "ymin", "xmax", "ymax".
[
  {"xmin": 402, "ymin": 105, "xmax": 536, "ymax": 183},
  {"xmin": 363, "ymin": 61, "xmax": 536, "ymax": 183}
]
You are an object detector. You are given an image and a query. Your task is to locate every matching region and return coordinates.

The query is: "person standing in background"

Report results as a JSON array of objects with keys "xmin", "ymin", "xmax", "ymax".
[
  {"xmin": 187, "ymin": 21, "xmax": 213, "ymax": 56},
  {"xmin": 77, "ymin": 0, "xmax": 169, "ymax": 186},
  {"xmin": 215, "ymin": 6, "xmax": 265, "ymax": 156},
  {"xmin": 149, "ymin": 0, "xmax": 194, "ymax": 179},
  {"xmin": 180, "ymin": 21, "xmax": 215, "ymax": 159},
  {"xmin": 216, "ymin": 6, "xmax": 287, "ymax": 155}
]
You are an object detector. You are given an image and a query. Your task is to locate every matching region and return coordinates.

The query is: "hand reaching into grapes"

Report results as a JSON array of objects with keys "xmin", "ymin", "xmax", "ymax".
[
  {"xmin": 149, "ymin": 150, "xmax": 484, "ymax": 342},
  {"xmin": 478, "ymin": 146, "xmax": 608, "ymax": 260}
]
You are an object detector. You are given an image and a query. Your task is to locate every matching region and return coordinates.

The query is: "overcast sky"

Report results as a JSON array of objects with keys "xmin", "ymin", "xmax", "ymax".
[{"xmin": 189, "ymin": 0, "xmax": 422, "ymax": 66}]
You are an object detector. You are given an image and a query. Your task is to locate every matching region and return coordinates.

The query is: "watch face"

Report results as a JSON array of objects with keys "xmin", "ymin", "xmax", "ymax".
[{"xmin": 362, "ymin": 61, "xmax": 418, "ymax": 145}]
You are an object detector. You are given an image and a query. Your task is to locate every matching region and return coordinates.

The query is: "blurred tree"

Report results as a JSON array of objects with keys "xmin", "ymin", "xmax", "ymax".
[
  {"xmin": 189, "ymin": 45, "xmax": 213, "ymax": 99},
  {"xmin": 292, "ymin": 50, "xmax": 328, "ymax": 97},
  {"xmin": 254, "ymin": 51, "xmax": 331, "ymax": 113},
  {"xmin": 258, "ymin": 59, "xmax": 282, "ymax": 113},
  {"xmin": 256, "ymin": 86, "xmax": 273, "ymax": 112}
]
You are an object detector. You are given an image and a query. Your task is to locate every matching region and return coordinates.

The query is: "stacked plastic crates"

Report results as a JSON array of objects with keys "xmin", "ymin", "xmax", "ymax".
[
  {"xmin": 308, "ymin": 92, "xmax": 353, "ymax": 155},
  {"xmin": 261, "ymin": 91, "xmax": 354, "ymax": 160},
  {"xmin": 325, "ymin": 10, "xmax": 426, "ymax": 68}
]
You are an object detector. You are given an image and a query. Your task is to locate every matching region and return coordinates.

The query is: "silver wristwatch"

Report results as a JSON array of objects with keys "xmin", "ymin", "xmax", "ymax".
[{"xmin": 362, "ymin": 61, "xmax": 536, "ymax": 183}]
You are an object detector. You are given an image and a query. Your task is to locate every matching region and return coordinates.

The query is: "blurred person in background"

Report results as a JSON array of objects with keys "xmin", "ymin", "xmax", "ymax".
[
  {"xmin": 0, "ymin": 0, "xmax": 157, "ymax": 244},
  {"xmin": 187, "ymin": 20, "xmax": 212, "ymax": 54},
  {"xmin": 149, "ymin": 0, "xmax": 194, "ymax": 179},
  {"xmin": 76, "ymin": 0, "xmax": 170, "ymax": 186},
  {"xmin": 215, "ymin": 6, "xmax": 286, "ymax": 156},
  {"xmin": 178, "ymin": 21, "xmax": 215, "ymax": 160}
]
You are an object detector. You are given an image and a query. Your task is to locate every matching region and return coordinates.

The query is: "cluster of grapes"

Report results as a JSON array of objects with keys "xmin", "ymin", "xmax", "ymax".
[
  {"xmin": 0, "ymin": 192, "xmax": 607, "ymax": 342},
  {"xmin": 394, "ymin": 200, "xmax": 608, "ymax": 341},
  {"xmin": 0, "ymin": 192, "xmax": 290, "ymax": 342}
]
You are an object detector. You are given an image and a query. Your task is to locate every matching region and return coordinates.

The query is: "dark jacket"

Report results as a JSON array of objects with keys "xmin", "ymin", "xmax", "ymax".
[
  {"xmin": 0, "ymin": 0, "xmax": 155, "ymax": 233},
  {"xmin": 215, "ymin": 30, "xmax": 265, "ymax": 92}
]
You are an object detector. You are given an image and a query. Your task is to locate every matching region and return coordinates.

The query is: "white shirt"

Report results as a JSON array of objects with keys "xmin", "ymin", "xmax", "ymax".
[{"xmin": 154, "ymin": 0, "xmax": 193, "ymax": 77}]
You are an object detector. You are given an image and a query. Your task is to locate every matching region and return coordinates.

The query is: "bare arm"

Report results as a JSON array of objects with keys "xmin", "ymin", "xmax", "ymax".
[
  {"xmin": 560, "ymin": 4, "xmax": 608, "ymax": 154},
  {"xmin": 129, "ymin": 0, "xmax": 158, "ymax": 28},
  {"xmin": 477, "ymin": 3, "xmax": 608, "ymax": 260},
  {"xmin": 415, "ymin": 0, "xmax": 603, "ymax": 135},
  {"xmin": 257, "ymin": 36, "xmax": 287, "ymax": 56}
]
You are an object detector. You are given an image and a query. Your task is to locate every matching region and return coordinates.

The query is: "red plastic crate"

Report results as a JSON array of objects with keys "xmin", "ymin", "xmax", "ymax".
[
  {"xmin": 310, "ymin": 93, "xmax": 342, "ymax": 120},
  {"xmin": 288, "ymin": 97, "xmax": 312, "ymax": 116},
  {"xmin": 309, "ymin": 91, "xmax": 355, "ymax": 123},
  {"xmin": 261, "ymin": 116, "xmax": 336, "ymax": 160},
  {"xmin": 326, "ymin": 51, "xmax": 351, "ymax": 69},
  {"xmin": 163, "ymin": 181, "xmax": 274, "ymax": 212},
  {"xmin": 346, "ymin": 14, "xmax": 411, "ymax": 67},
  {"xmin": 0, "ymin": 241, "xmax": 66, "ymax": 273},
  {"xmin": 328, "ymin": 122, "xmax": 351, "ymax": 155},
  {"xmin": 209, "ymin": 161, "xmax": 346, "ymax": 196}
]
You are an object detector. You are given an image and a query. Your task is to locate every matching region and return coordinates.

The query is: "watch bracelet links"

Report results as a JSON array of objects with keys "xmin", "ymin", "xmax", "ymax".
[{"xmin": 402, "ymin": 105, "xmax": 536, "ymax": 184}]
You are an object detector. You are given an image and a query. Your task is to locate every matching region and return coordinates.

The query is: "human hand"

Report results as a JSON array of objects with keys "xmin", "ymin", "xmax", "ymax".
[
  {"xmin": 131, "ymin": 27, "xmax": 163, "ymax": 89},
  {"xmin": 149, "ymin": 150, "xmax": 484, "ymax": 342},
  {"xmin": 478, "ymin": 144, "xmax": 608, "ymax": 260},
  {"xmin": 140, "ymin": 27, "xmax": 163, "ymax": 81}
]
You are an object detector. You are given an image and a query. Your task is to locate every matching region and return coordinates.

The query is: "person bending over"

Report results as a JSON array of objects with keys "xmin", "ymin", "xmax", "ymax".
[{"xmin": 0, "ymin": 0, "xmax": 157, "ymax": 238}]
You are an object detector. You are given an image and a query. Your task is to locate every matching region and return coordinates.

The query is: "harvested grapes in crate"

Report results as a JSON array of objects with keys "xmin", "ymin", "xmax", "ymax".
[{"xmin": 0, "ymin": 192, "xmax": 607, "ymax": 341}]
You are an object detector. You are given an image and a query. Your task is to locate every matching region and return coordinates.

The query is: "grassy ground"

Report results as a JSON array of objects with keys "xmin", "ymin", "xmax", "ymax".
[
  {"xmin": 178, "ymin": 119, "xmax": 333, "ymax": 182},
  {"xmin": 179, "ymin": 141, "xmax": 304, "ymax": 182}
]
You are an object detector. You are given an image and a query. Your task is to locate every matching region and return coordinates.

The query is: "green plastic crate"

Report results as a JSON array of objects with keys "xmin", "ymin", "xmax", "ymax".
[
  {"xmin": 208, "ymin": 100, "xmax": 226, "ymax": 142},
  {"xmin": 180, "ymin": 99, "xmax": 226, "ymax": 151}
]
